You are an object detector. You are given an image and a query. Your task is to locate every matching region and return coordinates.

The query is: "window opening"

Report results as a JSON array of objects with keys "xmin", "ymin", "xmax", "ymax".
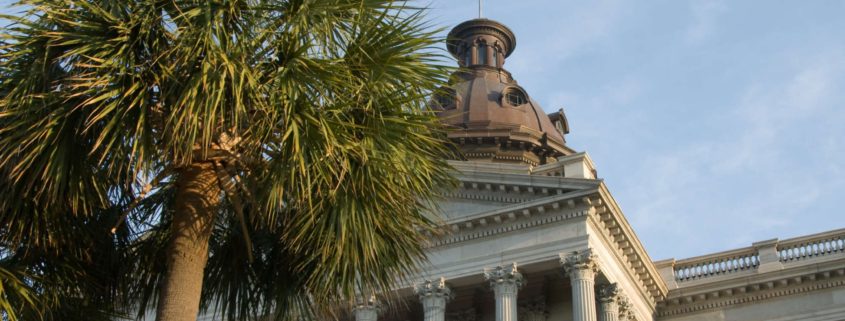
[
  {"xmin": 477, "ymin": 43, "xmax": 487, "ymax": 65},
  {"xmin": 505, "ymin": 89, "xmax": 528, "ymax": 106}
]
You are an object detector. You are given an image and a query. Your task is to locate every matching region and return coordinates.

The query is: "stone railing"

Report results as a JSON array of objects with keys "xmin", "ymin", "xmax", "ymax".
[
  {"xmin": 673, "ymin": 247, "xmax": 759, "ymax": 282},
  {"xmin": 778, "ymin": 228, "xmax": 845, "ymax": 263},
  {"xmin": 661, "ymin": 228, "xmax": 845, "ymax": 284}
]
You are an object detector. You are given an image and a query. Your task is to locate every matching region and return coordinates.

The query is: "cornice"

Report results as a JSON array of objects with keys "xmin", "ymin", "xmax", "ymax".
[
  {"xmin": 447, "ymin": 126, "xmax": 572, "ymax": 158},
  {"xmin": 427, "ymin": 190, "xmax": 598, "ymax": 248},
  {"xmin": 590, "ymin": 183, "xmax": 669, "ymax": 305},
  {"xmin": 657, "ymin": 261, "xmax": 845, "ymax": 317},
  {"xmin": 447, "ymin": 19, "xmax": 517, "ymax": 58},
  {"xmin": 452, "ymin": 170, "xmax": 601, "ymax": 190}
]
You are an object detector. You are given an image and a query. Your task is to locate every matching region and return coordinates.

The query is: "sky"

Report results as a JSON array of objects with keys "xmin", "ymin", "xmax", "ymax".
[
  {"xmin": 426, "ymin": 0, "xmax": 845, "ymax": 261},
  {"xmin": 1, "ymin": 1, "xmax": 843, "ymax": 262}
]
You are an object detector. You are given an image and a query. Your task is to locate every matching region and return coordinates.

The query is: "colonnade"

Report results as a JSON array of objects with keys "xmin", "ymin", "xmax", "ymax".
[{"xmin": 354, "ymin": 249, "xmax": 635, "ymax": 321}]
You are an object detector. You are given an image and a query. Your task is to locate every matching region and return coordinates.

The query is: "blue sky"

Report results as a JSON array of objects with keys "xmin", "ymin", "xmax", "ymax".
[
  {"xmin": 1, "ymin": 1, "xmax": 843, "ymax": 262},
  {"xmin": 428, "ymin": 0, "xmax": 845, "ymax": 261}
]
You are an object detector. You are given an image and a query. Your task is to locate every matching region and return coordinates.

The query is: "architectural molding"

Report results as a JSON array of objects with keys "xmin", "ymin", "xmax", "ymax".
[
  {"xmin": 590, "ymin": 185, "xmax": 669, "ymax": 304},
  {"xmin": 432, "ymin": 208, "xmax": 590, "ymax": 247},
  {"xmin": 658, "ymin": 266, "xmax": 845, "ymax": 317}
]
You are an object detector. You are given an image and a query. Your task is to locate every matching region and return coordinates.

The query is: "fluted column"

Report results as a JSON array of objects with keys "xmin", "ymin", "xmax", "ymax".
[
  {"xmin": 484, "ymin": 263, "xmax": 525, "ymax": 321},
  {"xmin": 415, "ymin": 277, "xmax": 452, "ymax": 321},
  {"xmin": 561, "ymin": 249, "xmax": 599, "ymax": 321},
  {"xmin": 597, "ymin": 283, "xmax": 620, "ymax": 321},
  {"xmin": 354, "ymin": 296, "xmax": 379, "ymax": 321}
]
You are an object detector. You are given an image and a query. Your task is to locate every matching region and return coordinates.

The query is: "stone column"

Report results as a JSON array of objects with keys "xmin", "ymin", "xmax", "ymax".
[
  {"xmin": 354, "ymin": 296, "xmax": 379, "ymax": 321},
  {"xmin": 415, "ymin": 277, "xmax": 452, "ymax": 321},
  {"xmin": 561, "ymin": 249, "xmax": 599, "ymax": 321},
  {"xmin": 484, "ymin": 263, "xmax": 525, "ymax": 321},
  {"xmin": 597, "ymin": 283, "xmax": 620, "ymax": 321}
]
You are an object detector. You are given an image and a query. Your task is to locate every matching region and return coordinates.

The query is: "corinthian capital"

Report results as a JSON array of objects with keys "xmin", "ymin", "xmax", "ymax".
[
  {"xmin": 617, "ymin": 294, "xmax": 636, "ymax": 320},
  {"xmin": 484, "ymin": 262, "xmax": 525, "ymax": 289},
  {"xmin": 353, "ymin": 295, "xmax": 380, "ymax": 321},
  {"xmin": 560, "ymin": 249, "xmax": 599, "ymax": 278},
  {"xmin": 597, "ymin": 283, "xmax": 620, "ymax": 304},
  {"xmin": 414, "ymin": 277, "xmax": 453, "ymax": 300}
]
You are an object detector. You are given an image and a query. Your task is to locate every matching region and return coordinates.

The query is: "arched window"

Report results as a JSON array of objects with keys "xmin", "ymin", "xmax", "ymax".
[
  {"xmin": 477, "ymin": 43, "xmax": 487, "ymax": 65},
  {"xmin": 464, "ymin": 50, "xmax": 471, "ymax": 66},
  {"xmin": 492, "ymin": 47, "xmax": 499, "ymax": 67}
]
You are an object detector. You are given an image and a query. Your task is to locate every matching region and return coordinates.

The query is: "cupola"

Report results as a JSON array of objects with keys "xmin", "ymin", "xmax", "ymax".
[{"xmin": 447, "ymin": 19, "xmax": 516, "ymax": 69}]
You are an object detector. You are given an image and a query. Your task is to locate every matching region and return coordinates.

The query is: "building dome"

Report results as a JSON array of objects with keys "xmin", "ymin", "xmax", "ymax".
[{"xmin": 435, "ymin": 19, "xmax": 573, "ymax": 165}]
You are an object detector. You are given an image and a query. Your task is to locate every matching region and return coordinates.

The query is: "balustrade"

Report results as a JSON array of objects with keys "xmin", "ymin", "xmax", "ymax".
[
  {"xmin": 778, "ymin": 229, "xmax": 845, "ymax": 262},
  {"xmin": 671, "ymin": 228, "xmax": 845, "ymax": 282},
  {"xmin": 673, "ymin": 247, "xmax": 759, "ymax": 282}
]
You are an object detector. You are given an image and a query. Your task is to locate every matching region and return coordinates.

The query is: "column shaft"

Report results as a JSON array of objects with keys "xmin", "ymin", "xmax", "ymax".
[
  {"xmin": 494, "ymin": 283, "xmax": 518, "ymax": 321},
  {"xmin": 570, "ymin": 273, "xmax": 597, "ymax": 321}
]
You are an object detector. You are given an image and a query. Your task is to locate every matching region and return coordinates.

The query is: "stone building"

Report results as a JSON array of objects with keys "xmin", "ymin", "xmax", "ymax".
[{"xmin": 349, "ymin": 18, "xmax": 845, "ymax": 321}]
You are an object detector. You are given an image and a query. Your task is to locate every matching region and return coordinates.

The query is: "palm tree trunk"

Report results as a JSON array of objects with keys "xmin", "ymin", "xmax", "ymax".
[{"xmin": 155, "ymin": 161, "xmax": 220, "ymax": 321}]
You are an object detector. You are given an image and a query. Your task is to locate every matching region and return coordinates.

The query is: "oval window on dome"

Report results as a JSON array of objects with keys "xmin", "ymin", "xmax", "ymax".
[{"xmin": 503, "ymin": 88, "xmax": 528, "ymax": 106}]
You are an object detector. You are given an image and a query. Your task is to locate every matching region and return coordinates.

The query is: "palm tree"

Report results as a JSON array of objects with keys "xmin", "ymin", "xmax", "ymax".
[{"xmin": 0, "ymin": 1, "xmax": 455, "ymax": 321}]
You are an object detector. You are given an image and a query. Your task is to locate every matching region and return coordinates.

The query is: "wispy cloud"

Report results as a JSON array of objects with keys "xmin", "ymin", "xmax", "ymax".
[{"xmin": 626, "ymin": 46, "xmax": 845, "ymax": 259}]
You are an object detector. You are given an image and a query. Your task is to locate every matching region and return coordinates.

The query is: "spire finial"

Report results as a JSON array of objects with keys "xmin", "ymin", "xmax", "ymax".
[{"xmin": 478, "ymin": 0, "xmax": 483, "ymax": 18}]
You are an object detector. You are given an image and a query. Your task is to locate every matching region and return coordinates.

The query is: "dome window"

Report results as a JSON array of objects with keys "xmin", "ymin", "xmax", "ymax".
[
  {"xmin": 504, "ymin": 88, "xmax": 528, "ymax": 106},
  {"xmin": 477, "ymin": 43, "xmax": 487, "ymax": 65}
]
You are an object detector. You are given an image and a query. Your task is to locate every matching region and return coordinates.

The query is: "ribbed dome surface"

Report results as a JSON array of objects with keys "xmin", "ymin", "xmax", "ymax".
[{"xmin": 438, "ymin": 69, "xmax": 566, "ymax": 147}]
